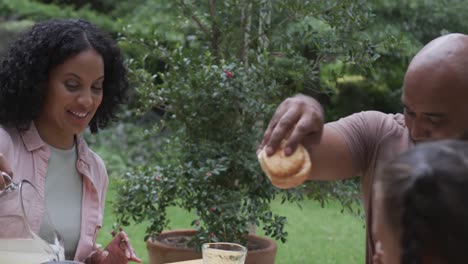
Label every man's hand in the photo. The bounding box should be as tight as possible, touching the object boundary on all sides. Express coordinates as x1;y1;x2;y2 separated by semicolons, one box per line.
258;94;324;157
84;230;142;264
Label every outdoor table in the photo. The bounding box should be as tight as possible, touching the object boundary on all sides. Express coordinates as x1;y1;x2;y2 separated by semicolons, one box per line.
168;259;203;264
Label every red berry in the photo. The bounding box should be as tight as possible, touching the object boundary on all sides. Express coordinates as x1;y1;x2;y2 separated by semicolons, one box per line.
223;70;233;79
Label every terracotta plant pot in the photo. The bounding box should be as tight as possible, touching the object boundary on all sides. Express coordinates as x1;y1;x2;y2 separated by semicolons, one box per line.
147;229;277;264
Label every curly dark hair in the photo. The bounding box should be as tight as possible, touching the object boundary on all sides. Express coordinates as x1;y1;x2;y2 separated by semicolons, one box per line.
377;139;468;263
0;18;129;133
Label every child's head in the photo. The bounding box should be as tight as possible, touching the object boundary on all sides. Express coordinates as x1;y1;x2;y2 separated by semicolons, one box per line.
374;139;468;264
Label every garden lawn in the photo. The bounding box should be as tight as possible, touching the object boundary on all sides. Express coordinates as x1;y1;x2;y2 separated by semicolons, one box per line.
97;180;365;264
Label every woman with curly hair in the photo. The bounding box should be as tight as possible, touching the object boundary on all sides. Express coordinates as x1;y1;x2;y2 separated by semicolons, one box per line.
0;18;141;263
373;139;468;264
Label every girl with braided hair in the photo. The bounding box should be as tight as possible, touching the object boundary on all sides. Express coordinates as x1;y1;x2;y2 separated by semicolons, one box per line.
373;139;468;264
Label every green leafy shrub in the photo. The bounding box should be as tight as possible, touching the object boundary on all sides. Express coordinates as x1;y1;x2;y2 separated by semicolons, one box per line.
0;0;118;33
115;46;304;246
113;0;398;250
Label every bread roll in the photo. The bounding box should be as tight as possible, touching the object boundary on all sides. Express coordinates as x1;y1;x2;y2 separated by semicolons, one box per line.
257;142;311;189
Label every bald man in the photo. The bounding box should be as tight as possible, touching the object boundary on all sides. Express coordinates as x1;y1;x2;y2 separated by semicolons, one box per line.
258;33;468;263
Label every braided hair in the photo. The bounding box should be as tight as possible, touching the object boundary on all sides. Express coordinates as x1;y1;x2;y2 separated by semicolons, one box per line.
377;139;468;264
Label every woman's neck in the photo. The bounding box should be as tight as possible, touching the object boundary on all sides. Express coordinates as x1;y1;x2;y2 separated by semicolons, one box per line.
33;120;75;150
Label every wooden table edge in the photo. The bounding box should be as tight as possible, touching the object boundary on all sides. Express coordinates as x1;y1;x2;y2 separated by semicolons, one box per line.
167;259;203;264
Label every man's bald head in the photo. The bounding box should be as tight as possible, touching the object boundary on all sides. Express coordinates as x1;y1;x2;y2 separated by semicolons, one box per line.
407;33;468;80
402;33;468;143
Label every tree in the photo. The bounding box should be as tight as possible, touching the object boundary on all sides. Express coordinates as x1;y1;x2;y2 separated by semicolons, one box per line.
114;0;395;248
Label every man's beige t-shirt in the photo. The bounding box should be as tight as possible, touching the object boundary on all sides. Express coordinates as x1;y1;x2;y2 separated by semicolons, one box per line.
327;111;413;264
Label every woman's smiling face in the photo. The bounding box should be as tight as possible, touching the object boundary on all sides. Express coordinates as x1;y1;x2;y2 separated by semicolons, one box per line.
35;48;104;148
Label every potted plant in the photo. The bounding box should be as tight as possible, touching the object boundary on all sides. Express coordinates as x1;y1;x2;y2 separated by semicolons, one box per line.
114;42;306;263
112;1;314;262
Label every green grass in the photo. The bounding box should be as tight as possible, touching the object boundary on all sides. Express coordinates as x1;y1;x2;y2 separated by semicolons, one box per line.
97;180;365;264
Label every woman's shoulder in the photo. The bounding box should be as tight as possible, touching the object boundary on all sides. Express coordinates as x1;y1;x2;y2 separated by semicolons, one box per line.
77;137;108;178
87;148;107;171
76;136;104;164
0;125;16;137
76;138;109;193
0;126;18;151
